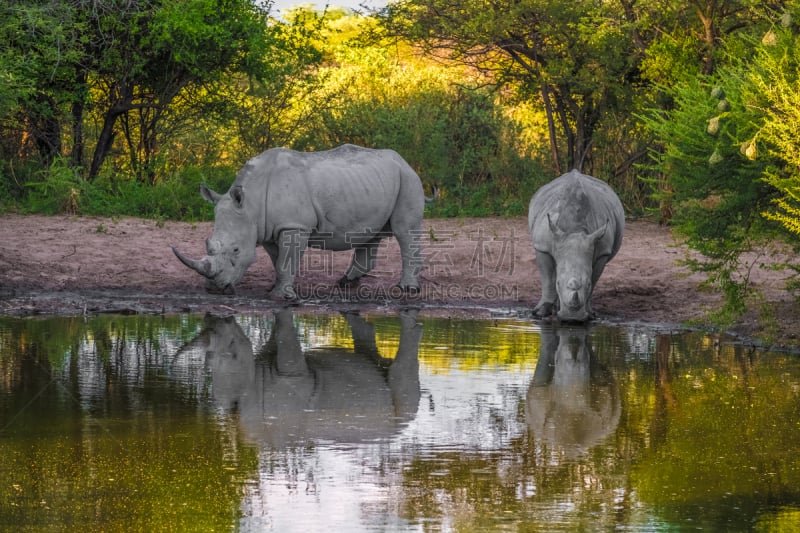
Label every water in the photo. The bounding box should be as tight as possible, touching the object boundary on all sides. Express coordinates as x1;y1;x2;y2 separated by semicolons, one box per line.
1;311;799;531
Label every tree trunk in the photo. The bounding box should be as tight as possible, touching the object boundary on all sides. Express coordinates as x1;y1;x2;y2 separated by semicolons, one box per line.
541;83;562;175
89;86;133;180
70;71;88;169
89;110;117;180
33;94;62;166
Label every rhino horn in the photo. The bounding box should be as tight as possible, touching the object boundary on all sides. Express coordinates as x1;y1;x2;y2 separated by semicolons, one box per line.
172;247;214;278
569;291;581;308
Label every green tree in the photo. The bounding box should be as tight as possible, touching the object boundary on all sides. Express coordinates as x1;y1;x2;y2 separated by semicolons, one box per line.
750;23;800;240
0;0;297;184
639;6;800;319
0;1;84;167
289;11;545;215
85;0;276;181
382;0;644;178
224;7;326;155
639;75;772;319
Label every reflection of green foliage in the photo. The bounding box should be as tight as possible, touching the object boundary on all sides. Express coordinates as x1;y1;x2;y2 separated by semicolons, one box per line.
292;313;357;349
0;314;256;530
1;418;257;530
632;344;800;526
417;317;540;371
0;314;206;367
282;314;542;369
3;314;800;530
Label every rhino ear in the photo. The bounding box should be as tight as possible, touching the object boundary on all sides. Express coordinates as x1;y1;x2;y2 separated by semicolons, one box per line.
547;213;564;238
589;219;609;242
231;185;245;208
200;184;223;205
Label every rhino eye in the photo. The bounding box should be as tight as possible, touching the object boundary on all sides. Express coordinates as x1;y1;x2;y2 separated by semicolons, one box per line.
233;247;240;255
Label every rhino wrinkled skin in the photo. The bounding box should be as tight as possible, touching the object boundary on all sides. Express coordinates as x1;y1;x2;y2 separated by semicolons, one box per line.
173;144;425;299
526;325;620;460
528;170;624;321
177;309;421;446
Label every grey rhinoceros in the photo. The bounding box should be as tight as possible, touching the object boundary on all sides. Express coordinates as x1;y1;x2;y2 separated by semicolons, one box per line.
528;170;624;321
172;144;425;299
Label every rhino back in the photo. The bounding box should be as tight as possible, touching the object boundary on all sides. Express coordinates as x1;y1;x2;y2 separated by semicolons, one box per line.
529;170;624;255
238;145;423;243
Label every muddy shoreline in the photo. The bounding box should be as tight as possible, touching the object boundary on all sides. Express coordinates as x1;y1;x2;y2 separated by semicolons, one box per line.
0;214;797;348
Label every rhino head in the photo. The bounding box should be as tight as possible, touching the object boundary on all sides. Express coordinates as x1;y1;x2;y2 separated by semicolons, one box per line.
173;184;257;294
549;215;608;322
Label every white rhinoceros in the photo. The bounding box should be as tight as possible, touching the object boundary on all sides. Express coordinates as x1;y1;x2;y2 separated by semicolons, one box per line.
173;144;425;299
528;170;624;321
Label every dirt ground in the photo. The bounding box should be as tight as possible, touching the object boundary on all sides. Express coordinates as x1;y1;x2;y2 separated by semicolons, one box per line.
0;214;797;348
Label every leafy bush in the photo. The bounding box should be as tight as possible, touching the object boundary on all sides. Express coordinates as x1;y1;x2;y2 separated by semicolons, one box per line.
16;160;234;221
639;72;774;321
749;26;800;241
640;15;800;321
24;158;86;215
293;42;547;215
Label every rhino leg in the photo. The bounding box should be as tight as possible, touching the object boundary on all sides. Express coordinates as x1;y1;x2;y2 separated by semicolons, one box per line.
534;250;557;318
263;241;295;299
265;309;309;376
393;226;423;292
269;229;308;300
340;238;382;286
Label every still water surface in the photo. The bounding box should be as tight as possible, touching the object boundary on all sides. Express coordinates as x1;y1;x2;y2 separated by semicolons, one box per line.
1;311;799;531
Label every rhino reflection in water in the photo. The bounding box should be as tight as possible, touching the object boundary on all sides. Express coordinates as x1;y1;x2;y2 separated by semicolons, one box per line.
182;309;422;446
526;325;620;460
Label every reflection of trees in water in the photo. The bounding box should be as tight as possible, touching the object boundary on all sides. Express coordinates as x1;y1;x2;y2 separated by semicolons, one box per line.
0;314;209;412
3;314;800;530
0;314;256;530
633;335;800;527
396;325;800;528
397;323;627;529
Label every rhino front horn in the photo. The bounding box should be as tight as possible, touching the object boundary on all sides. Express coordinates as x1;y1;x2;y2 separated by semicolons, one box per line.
172;247;213;278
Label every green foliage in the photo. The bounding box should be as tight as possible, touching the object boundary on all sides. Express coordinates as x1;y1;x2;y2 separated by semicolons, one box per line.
383;0;646;178
24;158;85;215
748;25;800;239
222;8;327;155
639;71;773;320
640;7;800;320
21;158;231;221
0;0;304;184
293;38;547;216
86;165;233;221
